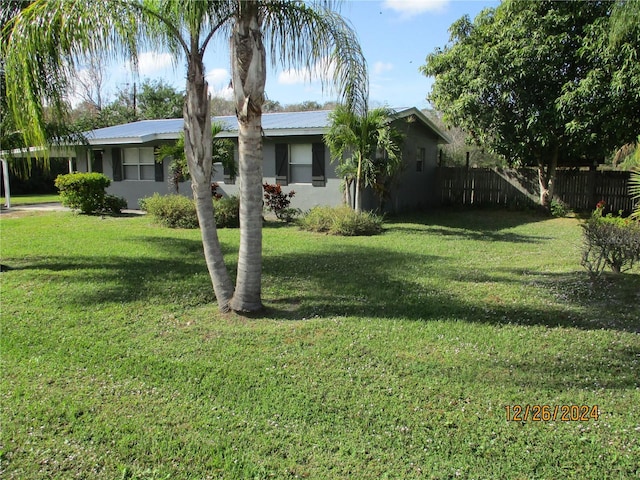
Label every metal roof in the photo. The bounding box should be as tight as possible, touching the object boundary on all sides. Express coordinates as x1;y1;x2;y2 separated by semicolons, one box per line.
84;108;449;145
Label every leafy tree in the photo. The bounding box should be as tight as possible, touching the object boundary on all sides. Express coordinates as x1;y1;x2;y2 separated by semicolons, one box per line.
324;105;403;212
72;79;185;131
608;0;640;219
137;79;184;120
3;0;367;313
421;0;640;209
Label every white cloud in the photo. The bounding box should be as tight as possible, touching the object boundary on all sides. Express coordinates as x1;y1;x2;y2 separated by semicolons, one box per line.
373;61;394;75
206;68;233;99
278;68;309;85
382;0;449;18
277;58;335;86
206;68;229;85
136;51;175;76
119;51;175;80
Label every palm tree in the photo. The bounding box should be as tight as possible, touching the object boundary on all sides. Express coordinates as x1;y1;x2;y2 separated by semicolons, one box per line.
3;0;368;313
156;123;234;194
227;1;368;311
324;105;403;212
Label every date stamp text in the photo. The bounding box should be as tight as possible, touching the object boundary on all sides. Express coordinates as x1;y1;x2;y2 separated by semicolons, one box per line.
505;405;599;422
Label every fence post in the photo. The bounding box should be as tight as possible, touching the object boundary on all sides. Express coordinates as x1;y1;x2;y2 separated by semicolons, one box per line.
586;162;597;210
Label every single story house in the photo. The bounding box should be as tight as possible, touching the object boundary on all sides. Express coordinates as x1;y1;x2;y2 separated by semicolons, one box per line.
73;107;449;212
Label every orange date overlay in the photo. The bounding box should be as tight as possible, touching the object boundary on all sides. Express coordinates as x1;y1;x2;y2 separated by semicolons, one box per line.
505;405;599;422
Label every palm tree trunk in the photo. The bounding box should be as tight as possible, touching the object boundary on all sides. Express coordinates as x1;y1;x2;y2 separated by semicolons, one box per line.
343;178;353;207
355;153;363;213
229;1;265;313
184;51;234;312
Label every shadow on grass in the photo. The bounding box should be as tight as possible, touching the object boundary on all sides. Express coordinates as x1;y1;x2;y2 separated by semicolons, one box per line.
388;207;549;229
5;224;639;398
259;240;640;332
386;209;551;243
6;218;639;333
6;235;224;307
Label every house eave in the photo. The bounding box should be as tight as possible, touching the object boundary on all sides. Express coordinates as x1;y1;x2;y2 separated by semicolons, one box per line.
86;133;182;146
392;107;451;144
86;128;327;145
262;127;327;137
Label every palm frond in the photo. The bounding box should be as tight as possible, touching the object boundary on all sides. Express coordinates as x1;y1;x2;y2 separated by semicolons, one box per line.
261;1;368;115
3;0;149;149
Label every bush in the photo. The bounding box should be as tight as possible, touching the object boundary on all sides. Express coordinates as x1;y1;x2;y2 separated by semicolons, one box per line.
55;172;126;214
299;205;383;236
214;195;240;228
140;193;240;229
103;194;128;215
581;203;640;277
550;198;570;218
263;183;300;222
141;193;199;228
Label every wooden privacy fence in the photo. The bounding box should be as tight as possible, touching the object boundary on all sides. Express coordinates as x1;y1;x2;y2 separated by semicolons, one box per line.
438;167;636;213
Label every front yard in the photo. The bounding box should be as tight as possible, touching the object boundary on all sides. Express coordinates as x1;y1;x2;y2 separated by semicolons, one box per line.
1;209;638;479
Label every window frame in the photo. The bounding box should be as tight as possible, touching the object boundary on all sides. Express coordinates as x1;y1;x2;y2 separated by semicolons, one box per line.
122;147;156;181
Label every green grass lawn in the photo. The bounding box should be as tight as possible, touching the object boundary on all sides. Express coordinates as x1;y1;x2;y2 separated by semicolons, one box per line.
1;193;61;205
1;209;638;479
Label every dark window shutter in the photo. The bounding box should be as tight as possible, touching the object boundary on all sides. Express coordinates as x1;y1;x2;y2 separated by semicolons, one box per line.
92;151;103;173
112;148;122;181
155;158;164;182
275;143;288;186
312;142;326;187
223;163;236;184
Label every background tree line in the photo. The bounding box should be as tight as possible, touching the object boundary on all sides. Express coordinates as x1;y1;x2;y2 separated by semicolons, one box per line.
69;69;341;133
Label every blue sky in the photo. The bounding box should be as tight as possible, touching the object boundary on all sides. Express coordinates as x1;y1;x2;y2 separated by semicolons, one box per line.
101;0;499;110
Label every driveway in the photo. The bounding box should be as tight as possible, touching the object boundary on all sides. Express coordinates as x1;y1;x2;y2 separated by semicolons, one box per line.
0;203;144;216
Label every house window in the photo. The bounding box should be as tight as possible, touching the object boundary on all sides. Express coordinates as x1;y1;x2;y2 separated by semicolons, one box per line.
123;147;155;180
417;147;426;172
275;142;325;186
91;150;103;173
290;144;313;184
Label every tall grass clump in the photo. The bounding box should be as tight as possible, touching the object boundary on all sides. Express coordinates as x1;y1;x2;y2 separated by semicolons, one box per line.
299;205;383;236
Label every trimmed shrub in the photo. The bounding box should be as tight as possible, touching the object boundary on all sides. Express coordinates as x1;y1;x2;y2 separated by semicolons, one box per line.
140;193;240;229
141;193;199;228
299;205;383;236
55;172;126;214
581;203;640;277
214;195;240;228
103;194;128;215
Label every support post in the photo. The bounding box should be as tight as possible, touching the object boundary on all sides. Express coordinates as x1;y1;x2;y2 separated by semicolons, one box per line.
1;157;10;208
